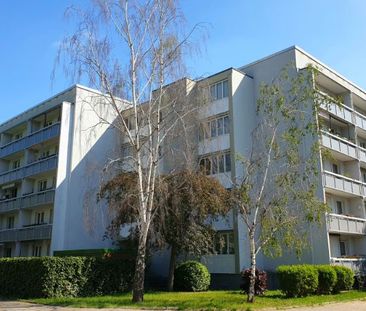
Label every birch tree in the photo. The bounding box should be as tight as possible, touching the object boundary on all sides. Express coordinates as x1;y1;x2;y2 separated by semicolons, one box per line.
231;66;328;303
57;0;202;302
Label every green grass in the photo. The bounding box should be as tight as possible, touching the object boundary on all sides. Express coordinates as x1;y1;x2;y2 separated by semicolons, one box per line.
29;290;366;310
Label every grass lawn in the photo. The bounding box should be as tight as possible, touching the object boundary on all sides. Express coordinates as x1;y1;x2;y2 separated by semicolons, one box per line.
30;290;366;310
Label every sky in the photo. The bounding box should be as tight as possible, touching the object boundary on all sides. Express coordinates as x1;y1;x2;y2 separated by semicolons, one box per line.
0;0;365;124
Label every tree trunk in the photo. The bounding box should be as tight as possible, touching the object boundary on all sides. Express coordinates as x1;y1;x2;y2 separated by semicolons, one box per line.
132;232;148;303
247;231;256;303
167;244;177;291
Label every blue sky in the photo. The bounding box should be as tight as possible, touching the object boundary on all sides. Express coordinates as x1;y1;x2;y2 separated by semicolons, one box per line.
1;0;365;124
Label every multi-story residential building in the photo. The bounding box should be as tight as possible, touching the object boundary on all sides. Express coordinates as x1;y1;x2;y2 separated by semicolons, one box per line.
0;86;119;258
1;46;365;283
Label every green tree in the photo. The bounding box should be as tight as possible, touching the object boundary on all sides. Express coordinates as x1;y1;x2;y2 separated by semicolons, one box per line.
231;65;328;303
99;170;230;291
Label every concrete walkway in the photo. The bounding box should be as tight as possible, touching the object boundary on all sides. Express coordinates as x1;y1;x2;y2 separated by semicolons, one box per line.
1;300;366;310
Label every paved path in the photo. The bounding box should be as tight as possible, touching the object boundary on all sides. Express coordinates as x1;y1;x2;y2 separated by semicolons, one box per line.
1;300;366;310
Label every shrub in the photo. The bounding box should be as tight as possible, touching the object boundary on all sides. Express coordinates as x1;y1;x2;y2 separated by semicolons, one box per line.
332;266;354;293
174;261;210;291
277;265;318;297
0;257;134;298
316;265;337;294
240;268;267;296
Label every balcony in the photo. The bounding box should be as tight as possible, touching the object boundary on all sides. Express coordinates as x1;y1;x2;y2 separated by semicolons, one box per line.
320;101;353;124
17;224;52;241
0;155;58;185
323;171;363;197
355;111;366;132
328;214;366;235
0;189;55;214
331;257;366;271
0;197;21;213
0;228;18;242
321;131;357;159
0;123;60;158
21;189;55;209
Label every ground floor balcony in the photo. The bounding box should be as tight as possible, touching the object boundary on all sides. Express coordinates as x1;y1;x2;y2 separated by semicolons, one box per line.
323;171;363;197
331;257;366;271
0;189;55;214
0;224;52;243
328;214;366;235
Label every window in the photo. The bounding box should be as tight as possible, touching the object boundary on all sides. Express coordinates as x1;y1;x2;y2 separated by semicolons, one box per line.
199;151;231;175
332;163;339;174
14;132;23;140
360;141;366;149
339;241;346;256
215;231;235;255
35;212;45;225
362;170;366;183
4;247;12;258
49;210;53;224
32;245;42;257
12;160;20;170
199;115;230;141
210;80;229;101
40;150;50;159
38;180;47;192
336;201;343;214
7;216;15;229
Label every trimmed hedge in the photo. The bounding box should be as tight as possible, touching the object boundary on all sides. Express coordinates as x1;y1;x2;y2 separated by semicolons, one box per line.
174;261;211;292
316;265;337;294
332;266;354;293
0;257;134;298
277;264;355;297
240;268;267;296
277;265;318;297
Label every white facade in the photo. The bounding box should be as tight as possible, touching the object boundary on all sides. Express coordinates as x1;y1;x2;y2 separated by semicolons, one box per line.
1;46;366;277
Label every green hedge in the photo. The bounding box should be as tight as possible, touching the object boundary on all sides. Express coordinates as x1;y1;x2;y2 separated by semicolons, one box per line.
316;265;337;294
277;265;318;297
277;264;355;297
0;257;134;298
332;266;354;293
174;261;211;292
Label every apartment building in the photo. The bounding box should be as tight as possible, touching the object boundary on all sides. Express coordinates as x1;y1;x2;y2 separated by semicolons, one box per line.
1;46;365;280
0;86;119;257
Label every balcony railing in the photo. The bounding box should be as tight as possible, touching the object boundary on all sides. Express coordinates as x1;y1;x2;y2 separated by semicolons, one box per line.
0;197;21;213
0;123;60;158
0;228;18;242
21;189;55;209
0;155;58;185
323;171;363;196
328;213;366;235
17;224;52;241
320;101;353;124
321;131;357;159
331;257;366;271
0;189;55;214
355;111;366;132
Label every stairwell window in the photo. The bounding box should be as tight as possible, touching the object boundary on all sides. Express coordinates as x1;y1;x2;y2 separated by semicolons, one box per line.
215;231;235;255
199;151;231;175
199;115;230;141
210;80;229;101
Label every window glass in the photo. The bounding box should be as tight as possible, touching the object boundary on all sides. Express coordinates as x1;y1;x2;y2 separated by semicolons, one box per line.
225;153;231;172
224;116;230;134
216;82;223;99
212;156;218;174
223;80;228;98
332;164;339;174
215;231;235;254
218;154;225;173
339;241;346;256
217;118;224;136
205;158;212;175
336;201;343;214
210;120;217;138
